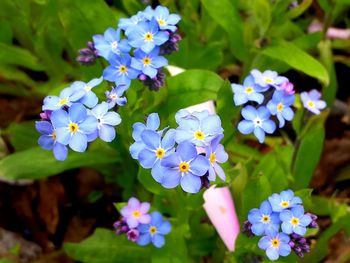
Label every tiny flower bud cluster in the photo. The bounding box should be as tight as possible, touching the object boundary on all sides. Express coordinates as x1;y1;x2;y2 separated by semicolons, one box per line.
129;110;228;193
114;197;171;248
243;189;317;261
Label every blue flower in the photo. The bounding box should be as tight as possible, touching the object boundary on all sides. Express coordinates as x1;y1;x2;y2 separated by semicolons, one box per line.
143;6;181;32
138;129;175;183
258;231;291;260
42;86;78;111
251;69;288;89
237;106;276;143
105;85;128;109
127;19;169;53
204;134;228;181
129;113;161;159
175;110;223;147
103;54;140;87
137;211;171;248
231;75;266;105
268;189;302;212
89;102;122;142
93;28;130;60
248;201;280;236
51;103;98;152
118;11;146;36
280;205;312;236
35;121;68;161
131;47;168;78
69;76;104;108
160;141;210;193
300;89;327;115
267;91;295;128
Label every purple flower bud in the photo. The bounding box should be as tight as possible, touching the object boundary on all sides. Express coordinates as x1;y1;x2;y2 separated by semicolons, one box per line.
280;81;295;95
159;31;181;55
140;70;166;91
127;229;140;242
113;218;130;235
40;110;52;121
242;220;255;238
138;74;147;81
305;212;318;228
76;41;98;65
289;241;295;248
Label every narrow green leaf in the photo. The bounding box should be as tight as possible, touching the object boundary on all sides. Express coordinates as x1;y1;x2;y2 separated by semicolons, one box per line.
261;39;329;85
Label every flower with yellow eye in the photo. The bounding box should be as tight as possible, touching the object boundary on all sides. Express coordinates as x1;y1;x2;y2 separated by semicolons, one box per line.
231;75;266;106
143;5;181;32
204;134;228;181
280;206;312;236
258;231;291;260
248;201;280;236
268;189;302;212
251;69;288;88
267;90;295;128
120;197;151;228
300;89;326;115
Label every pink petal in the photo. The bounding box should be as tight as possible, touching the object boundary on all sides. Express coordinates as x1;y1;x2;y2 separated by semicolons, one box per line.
203;186;240;251
139;214;151;224
128;197;140;209
139;202;150;214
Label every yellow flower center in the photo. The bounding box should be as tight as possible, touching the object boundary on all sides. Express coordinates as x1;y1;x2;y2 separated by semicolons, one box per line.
59;98;68;106
111;41;118;48
194;131;204;140
52;131;56;140
155;148;165;159
271;238;280;247
178;162;189;173
142;57;151;65
209;153;216;163
307;101;314;108
280;201;289;208
149;226;157;235
291;217;299;226
265;78;273;84
262;215;270;223
132;210;141;218
119;65;127;73
277;103;284;112
158;19;165;26
69;123;78;133
144;32;153;41
245;87;253;93
84;85;92;92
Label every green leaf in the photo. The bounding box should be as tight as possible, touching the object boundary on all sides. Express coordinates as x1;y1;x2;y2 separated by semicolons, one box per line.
64;228;150;263
261;39;329;85
252;0;271;36
287;0;312;19
4;122;39;151
113;202;127;213
0;43;44;71
201;0;247;61
0;143;120;180
122;0;144;15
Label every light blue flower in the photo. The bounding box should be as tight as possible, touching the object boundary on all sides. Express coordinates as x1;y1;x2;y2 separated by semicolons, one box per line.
268;189;302;212
120;197;151;228
143;5;181;32
204;134;228;181
237;106;276;143
103;54;140;87
42;86;78;111
138;129;175;183
35;121;68;161
129;113;161;159
280;205;312;236
231;75;266;105
105;85;128;109
248;201;280;236
51;103;98;152
137;211;171;248
127;19;169;53
175;110;223;147
160;141;210;193
267;90;295;128
258;231;291;260
251;69;288;89
69;76;103;108
88;102;122;142
300;89;326;115
131;47;168;78
118;11;146;36
93;28;130;60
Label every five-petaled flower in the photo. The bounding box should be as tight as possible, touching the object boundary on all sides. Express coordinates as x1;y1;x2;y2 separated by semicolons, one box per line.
248;201;280;236
232;75;266;105
258;231;291;260
280;205;312;236
268;189;302;212
120;197;151;228
300;89;327;115
267;90;295;128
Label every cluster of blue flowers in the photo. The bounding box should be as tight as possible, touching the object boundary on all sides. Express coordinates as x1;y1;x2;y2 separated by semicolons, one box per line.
232;69;326;143
129;109;228;193
36;77;122;161
91;5;181;91
114;197;171;248
243;190;317;261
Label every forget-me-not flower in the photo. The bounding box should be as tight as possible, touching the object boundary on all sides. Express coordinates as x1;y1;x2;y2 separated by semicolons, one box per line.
105;85;128;109
280;205;312;236
42;86;78;111
248;201;280;236
300;89;326;115
118;11;146;36
232;75;266;105
237;106;276;143
137;211;171;248
143;5;181;32
51;103;97;152
69;76;103;108
204;134;228;181
160;141;210;193
120;197;151;228
258;231;291;260
251;69;288;89
267;90;295;128
268;189;302;212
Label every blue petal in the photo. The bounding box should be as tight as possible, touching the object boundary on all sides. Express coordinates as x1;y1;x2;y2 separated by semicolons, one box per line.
35;121;53;135
161;153;180;167
266;247;279;261
158;221;171;235
282;107;294;121
81;92;98;108
279;243;291;257
277;113;285;128
138;148;157;168
174;129;193;144
53;143;68;161
238;120;254;134
241;105;257;120
55;127;71;145
260;201;272;215
262;120;276;134
152;234;165;248
51;109;69;128
146;113;160;130
69;103;87;123
152;56;168;68
251;223;265;236
180;173;202;193
103;66;119;82
132;122;146;141
79;116;98;134
137;233;151;246
215;145;228;162
190;155;209;176
103;112;121;126
291;205;304;217
176;141;197;161
201;115;222;135
129;141;145;159
69;133;87;152
257;106;271;120
99;125;116;142
233;93;248;106
254;127;265;143
213;163;226;180
258;236;270;250
248;209;262;223
299;214;312;226
151;162;166;183
281;222;293;234
280;190;293;200
143;66;158;78
278;232;290;243
161;168;181;188
294;225;306;236
141;130;160;150
161;129;176;150
38;135;54;150
150;211;163;226
280;210;292;222
248;92;264;104
91;102;108;118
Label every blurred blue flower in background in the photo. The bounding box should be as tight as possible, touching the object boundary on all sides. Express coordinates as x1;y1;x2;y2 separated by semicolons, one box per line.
300;89;327;115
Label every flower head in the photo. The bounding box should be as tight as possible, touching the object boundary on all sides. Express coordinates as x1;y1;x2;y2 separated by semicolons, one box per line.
69;76;103;108
143;5;181;32
127;229;140;242
105;85;128;109
267;91;295;128
258;232;291;260
300;89;326;115
237;106;276;143
120;197;151;228
280;205;312;236
42;86;78;111
232;75;266;105
268;189;302;212
251;69;288;89
137;211;171;248
118;11;146;36
204;134;228;181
